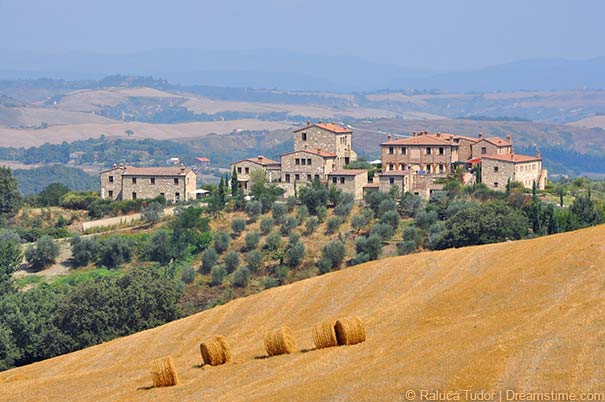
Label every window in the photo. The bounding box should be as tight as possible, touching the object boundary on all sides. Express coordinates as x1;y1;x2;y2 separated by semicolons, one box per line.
426;147;431;155
389;178;395;184
132;192;137;200
151;177;156;185
439;147;444;155
295;158;300;165
340;177;345;184
481;147;487;154
285;174;290;183
494;166;499;173
389;164;394;171
109;176;114;183
160;193;165;198
315;174;320;180
307;158;312;165
301;159;306;165
245;167;249;174
175;192;180;201
389;146;394;155
439;164;444;173
307;174;312;181
108;190;113;198
237;167;242;174
494;182;499;188
295;174;300;181
302;132;307;141
132;177;137;184
174;178;179;185
332;177;337;184
402;147;407;155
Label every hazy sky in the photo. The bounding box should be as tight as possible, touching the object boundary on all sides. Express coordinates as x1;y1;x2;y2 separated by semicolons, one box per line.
1;0;604;69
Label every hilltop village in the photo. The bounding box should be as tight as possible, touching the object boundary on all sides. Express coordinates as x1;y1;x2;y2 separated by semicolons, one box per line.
100;121;547;202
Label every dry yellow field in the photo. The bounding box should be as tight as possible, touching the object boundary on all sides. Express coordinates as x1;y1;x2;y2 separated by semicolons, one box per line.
568;115;605;129
1;225;604;402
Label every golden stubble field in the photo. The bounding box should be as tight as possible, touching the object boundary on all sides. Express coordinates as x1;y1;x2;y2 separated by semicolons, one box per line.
1;225;604;402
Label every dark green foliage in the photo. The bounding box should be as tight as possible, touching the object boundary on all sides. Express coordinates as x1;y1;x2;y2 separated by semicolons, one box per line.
263;277;280;289
143;230;174;264
210;264;227;286
213;231;231;254
0;230;22;290
400;192;423;217
378;198;397;218
275;265;289;282
402;226;419;245
264;231;281;251
231;218;247;236
98;235;136;268
259;216;275;235
280;216;298;236
0;167;22;221
14;165;97;195
334;192;354;217
181;265;196;284
60;191;99;210
325;216;342;235
244;231;261;251
570;195;603;228
271;203;287;224
415;210;439;230
353;235;383;264
305;216;319;234
424;222;447;250
396;240;417;255
381;210;401;231
245;200;262;222
370;223;394;241
299;179;329;215
25;235;59;271
287;240;305;268
320;240;345;272
141;201;163;224
70;235;99;267
437;202;529;249
316;206;327;222
351;214;368;233
201;247;219;273
223;251;240;273
37;183;70;206
233;267;251;287
286;196;297;212
245;250;263;272
295;205;309;224
170;207;211;257
364;191;390;217
328;185;342;206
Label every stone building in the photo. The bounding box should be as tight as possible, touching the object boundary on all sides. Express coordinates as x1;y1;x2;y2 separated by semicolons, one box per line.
100;164;197;202
230;155;281;194
293;122;357;170
378;171;408;194
327;169;368;200
471;134;513;158
480;151;547;191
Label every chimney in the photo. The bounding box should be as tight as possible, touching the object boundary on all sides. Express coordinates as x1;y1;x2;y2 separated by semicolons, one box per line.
506;134;512;144
180;163;185;173
412;131;417;137
478;132;483;139
257;155;264;161
387;133;392;141
318;119;322;124
112;163;117;169
536;147;541;158
119;163;125;170
307;120;311;127
436;133;441;137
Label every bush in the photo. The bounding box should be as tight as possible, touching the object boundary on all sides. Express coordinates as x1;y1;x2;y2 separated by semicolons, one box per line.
275;265;289;282
396;240;417;255
400;192;423;217
259;217;275;235
296;205;309;224
316;206;327;222
378;198;397;218
245;200;262;222
210;264;226;286
381;210;401;231
264;231;281;251
143;230;174;264
263;277;279;289
231;218;247;236
245;250;263;272
271;203;287;224
354;235;383;262
299;180;329;215
223;251;240;273
201;247;219;273
70;235;99;267
320;240;345;271
280;216;298;236
213;231;231;254
286;196;297;212
334;193;355;217
351;214;368;233
287;240;305;268
98;235;136;268
181;265;196;284
25;235;59;271
233;266;251;287
415;209;438;230
141;201;163;224
305;216;319;234
244;231;260;251
370;223;394;241
325;216;342;235
402;226;419;245
318;258;333;274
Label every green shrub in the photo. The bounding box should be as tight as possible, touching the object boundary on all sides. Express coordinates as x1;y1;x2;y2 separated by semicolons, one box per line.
334;193;354;217
245;200;262;222
271;203;287;224
286;196;297;212
181;265;196;284
70;235;99;267
25;235;59;271
316;206;327;222
305;216;319;234
98;235;136;268
351;214;368;232
259;217;275;235
213;231;231;254
233;266;251;287
325;216;342;234
280;216;298;236
210;264;226;286
296;205;309;223
223;251;240;273
381;210;401;231
353;235;383;263
403;226;419;244
264;231;281;251
245;250;263;272
275;265;289;282
320;240;345;271
370;223;394;241
396;240;417;255
142;230;174;264
231;218;247;236
263;277;279;289
201;247;219;273
287;240;305;268
244;231;260;251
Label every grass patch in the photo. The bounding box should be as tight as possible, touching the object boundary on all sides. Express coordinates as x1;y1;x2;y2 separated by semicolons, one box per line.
15;275;44;288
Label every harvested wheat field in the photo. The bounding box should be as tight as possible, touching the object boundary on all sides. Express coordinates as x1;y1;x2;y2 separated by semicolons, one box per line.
1;225;605;402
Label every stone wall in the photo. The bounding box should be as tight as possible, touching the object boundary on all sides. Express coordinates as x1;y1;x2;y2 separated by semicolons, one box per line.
482;158;543;191
472;140;512;158
293;126;355;170
101;169;196;202
328;172;368;200
378;174;407;194
280;151;335;183
100;168;123;200
381;144;457;174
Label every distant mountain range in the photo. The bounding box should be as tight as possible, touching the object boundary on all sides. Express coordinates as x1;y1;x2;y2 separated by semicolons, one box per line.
1;48;605;92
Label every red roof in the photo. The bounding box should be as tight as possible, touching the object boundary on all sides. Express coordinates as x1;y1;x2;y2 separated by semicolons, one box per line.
232;155;281;167
282;149;337;158
480;137;512;147
293;122;352;134
482;153;541;163
328;169;368;176
381;134;454;146
380;171;408;176
196;157;210;162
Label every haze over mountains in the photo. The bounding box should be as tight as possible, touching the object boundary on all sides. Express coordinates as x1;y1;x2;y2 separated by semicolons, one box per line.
2;49;605;92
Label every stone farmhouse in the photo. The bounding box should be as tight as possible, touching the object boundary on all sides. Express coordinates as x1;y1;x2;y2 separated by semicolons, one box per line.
480;151;547;191
230;155;281;193
100;163;197;203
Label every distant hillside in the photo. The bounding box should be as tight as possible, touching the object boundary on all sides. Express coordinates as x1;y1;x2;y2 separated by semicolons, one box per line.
13;165;98;195
2;225;604;401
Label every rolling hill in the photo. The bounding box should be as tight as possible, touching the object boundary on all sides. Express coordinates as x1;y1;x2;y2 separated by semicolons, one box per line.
2;225;604;402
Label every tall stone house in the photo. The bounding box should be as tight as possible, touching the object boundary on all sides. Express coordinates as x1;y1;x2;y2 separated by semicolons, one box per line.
293;122;357;170
480;151;547;191
100;164;197;203
230;155;281;194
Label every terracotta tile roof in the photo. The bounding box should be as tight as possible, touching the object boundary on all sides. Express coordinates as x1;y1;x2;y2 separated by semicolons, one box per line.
293;122;352;134
196;157;210;162
328;169;368;176
281;149;337;158
381;134;454;146
453;135;481;143
232;155;281;166
380;171;408;176
482;137;512;147
120;166;193;176
482;153;541;163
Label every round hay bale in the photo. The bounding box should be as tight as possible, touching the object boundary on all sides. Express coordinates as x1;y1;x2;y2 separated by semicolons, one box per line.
312;319;338;349
264;326;296;356
335;317;366;346
200;335;232;366
149;356;179;387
